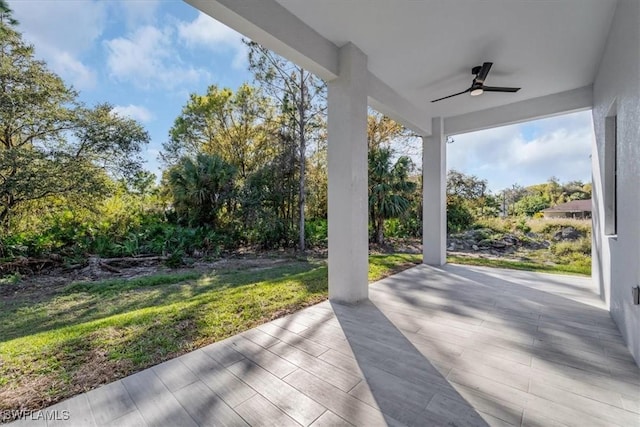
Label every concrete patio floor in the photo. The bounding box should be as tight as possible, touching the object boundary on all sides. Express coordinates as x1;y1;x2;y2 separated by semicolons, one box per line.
12;264;640;427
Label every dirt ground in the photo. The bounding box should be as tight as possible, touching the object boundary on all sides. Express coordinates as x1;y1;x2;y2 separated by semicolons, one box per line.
1;237;539;303
0;252;310;304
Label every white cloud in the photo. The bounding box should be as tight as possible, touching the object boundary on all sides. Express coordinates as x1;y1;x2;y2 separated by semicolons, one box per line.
447;111;594;192
113;105;154;123
177;12;247;69
10;0;106;55
104;25;210;89
116;0;161;28
47;52;96;90
9;0;105;89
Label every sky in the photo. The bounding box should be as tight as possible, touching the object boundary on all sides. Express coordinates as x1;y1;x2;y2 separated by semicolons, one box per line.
9;0;593;193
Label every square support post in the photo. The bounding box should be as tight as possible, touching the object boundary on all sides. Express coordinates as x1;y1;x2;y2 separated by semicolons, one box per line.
422;117;447;265
327;43;369;303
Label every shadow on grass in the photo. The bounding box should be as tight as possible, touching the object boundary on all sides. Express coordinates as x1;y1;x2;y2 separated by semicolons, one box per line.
447;255;591;276
0;261;324;343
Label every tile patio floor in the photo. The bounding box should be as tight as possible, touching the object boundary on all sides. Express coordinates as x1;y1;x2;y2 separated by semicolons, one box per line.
11;264;640;426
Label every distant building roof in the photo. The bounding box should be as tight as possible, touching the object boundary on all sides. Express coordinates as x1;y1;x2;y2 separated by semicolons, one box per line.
542;199;592;212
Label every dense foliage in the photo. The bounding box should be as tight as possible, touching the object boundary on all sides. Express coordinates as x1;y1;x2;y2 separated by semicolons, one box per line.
0;6;592;268
0;13;148;231
246;41;327;251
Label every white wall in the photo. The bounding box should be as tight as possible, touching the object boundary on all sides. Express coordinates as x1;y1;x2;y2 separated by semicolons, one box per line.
592;0;640;365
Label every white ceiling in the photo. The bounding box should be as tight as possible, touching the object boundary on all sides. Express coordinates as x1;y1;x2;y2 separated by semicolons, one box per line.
186;0;617;133
274;0;616;119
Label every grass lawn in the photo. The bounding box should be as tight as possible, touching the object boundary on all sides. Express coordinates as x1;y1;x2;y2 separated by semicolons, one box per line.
0;253;420;414
447;254;591;276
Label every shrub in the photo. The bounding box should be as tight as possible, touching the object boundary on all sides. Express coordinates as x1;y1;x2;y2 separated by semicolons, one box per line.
551;238;591;257
387;216;422;238
528;218;591;235
164;250;185;268
447;201;474;233
513;194;550;217
305;219;328;247
244;214;292;249
0;272;22;285
516;217;531;234
473;217;514;234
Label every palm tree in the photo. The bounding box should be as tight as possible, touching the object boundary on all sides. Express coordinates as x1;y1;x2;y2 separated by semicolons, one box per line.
167;154;236;227
0;1;18;29
368;147;416;245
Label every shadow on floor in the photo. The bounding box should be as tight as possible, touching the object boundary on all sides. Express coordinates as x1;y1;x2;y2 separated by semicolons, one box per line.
331;299;494;426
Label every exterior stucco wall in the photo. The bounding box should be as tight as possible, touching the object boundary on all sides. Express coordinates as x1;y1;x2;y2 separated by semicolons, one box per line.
592;0;640;365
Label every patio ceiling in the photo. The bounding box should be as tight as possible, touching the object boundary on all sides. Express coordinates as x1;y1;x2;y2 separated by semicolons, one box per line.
186;0;617;135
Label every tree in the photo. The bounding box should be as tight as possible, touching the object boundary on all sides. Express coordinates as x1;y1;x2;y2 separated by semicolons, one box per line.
367;111;417;153
0;8;149;229
306;147;327;219
368;147;416;244
562;180;591;201
498;184;527;216
513;194;550;217
167;154;236;227
127;171;157;196
241;132;298;248
446;170;498;221
164;84;273;180
0;1;18;30
246;41;327;251
446;199;474;233
447;170;488;200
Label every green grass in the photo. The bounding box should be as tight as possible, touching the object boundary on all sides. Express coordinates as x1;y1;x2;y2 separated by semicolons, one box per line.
0;254;420;413
447;254;590;276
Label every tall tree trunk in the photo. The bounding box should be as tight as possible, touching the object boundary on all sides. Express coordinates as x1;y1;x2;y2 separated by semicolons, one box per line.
376;218;384;245
0;194;15;233
298;68;306;252
0;207;9;233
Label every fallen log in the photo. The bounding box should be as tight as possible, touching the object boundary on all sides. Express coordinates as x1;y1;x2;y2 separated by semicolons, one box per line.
0;257;61;273
98;256;165;265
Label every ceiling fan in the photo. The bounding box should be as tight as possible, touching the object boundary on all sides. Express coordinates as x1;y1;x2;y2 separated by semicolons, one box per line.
431;62;520;103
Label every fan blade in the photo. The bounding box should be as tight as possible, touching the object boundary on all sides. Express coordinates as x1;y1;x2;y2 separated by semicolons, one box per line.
475;62;493;84
431;88;471;102
482;86;521;93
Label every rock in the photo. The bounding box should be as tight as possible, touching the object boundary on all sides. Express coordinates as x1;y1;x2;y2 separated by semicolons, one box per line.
478;239;492;247
502;234;519;245
526;240;551;250
472;245;479;251
491;241;507;249
561;227;581;240
458;228;492;241
553;226;581;241
448;242;456;251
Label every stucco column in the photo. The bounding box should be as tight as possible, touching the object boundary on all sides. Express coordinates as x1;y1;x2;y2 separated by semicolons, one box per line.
327;43;369;303
422;117;447;265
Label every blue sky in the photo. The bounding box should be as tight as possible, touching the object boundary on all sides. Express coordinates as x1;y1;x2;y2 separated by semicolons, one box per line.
9;0;593;193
